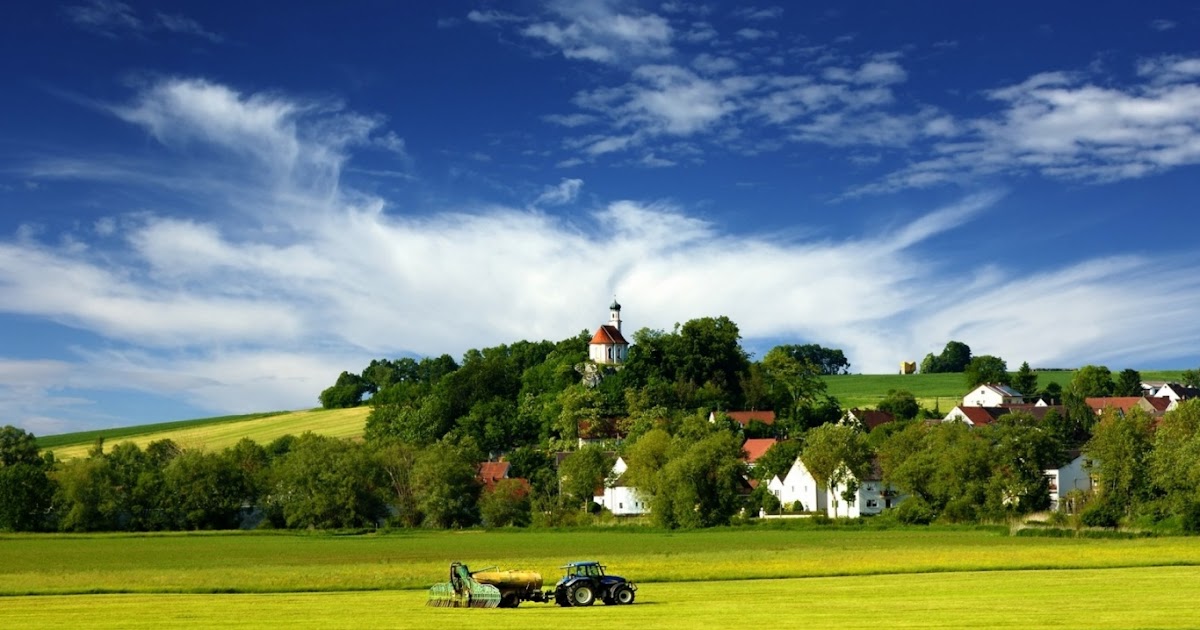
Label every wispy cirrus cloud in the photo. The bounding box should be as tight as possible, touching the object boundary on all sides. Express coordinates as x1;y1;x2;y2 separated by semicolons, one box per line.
64;0;222;42
855;58;1200;195
474;0;674;64
10;76;1200;433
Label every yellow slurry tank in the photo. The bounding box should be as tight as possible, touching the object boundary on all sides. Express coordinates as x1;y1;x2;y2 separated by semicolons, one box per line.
469;568;553;607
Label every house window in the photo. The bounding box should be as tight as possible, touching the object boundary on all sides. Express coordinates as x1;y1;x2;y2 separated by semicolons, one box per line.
619;503;623;509
866;499;878;508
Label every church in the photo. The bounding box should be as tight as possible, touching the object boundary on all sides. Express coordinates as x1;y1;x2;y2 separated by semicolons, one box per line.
588;299;629;365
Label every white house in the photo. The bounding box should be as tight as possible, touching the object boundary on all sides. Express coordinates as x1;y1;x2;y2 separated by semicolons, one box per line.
962;384;1024;407
772;458;827;513
588;299;629;365
826;459;904;518
1044;451;1092;512
1153;383;1200;403
593;456;649;516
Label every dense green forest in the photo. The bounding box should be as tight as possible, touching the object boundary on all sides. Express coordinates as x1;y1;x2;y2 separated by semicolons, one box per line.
4;318;1200;533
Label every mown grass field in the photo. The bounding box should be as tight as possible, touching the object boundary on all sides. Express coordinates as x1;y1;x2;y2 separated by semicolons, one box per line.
2;527;1198;629
42;407;370;461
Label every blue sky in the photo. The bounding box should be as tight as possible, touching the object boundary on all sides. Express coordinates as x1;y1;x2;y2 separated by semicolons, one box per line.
4;1;1200;434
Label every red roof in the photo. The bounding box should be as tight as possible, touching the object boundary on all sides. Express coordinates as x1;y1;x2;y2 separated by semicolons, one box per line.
1145;396;1172;412
954;406;1003;426
724;410;776;427
477;461;511;491
1085;397;1144;414
741;438;777;464
589;324;628;345
850;409;895;430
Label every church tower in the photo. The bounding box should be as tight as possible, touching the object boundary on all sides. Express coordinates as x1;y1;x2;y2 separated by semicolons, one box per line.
589;298;629;365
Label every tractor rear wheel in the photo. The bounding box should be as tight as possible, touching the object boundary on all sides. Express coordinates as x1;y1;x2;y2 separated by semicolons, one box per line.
568;584;595;607
613;584;635;605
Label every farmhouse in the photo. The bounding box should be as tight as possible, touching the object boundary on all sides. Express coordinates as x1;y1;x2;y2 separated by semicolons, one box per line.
1044;450;1092;511
769;458;826;513
826;458;904;519
593;456;650;516
1084;396;1172;418
962;383;1024;407
1143;383;1198;403
942;404;1065;427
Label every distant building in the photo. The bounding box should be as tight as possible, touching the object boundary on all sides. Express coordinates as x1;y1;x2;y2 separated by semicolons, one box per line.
588;299;629;365
962;384;1024;407
709;410;776;428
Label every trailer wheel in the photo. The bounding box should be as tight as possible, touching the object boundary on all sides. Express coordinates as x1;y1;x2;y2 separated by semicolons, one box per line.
568;584;595;607
613;585;635;605
500;593;520;608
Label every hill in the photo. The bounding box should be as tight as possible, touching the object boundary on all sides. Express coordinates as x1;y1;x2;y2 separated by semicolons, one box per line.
37;369;1186;459
41;407;370;460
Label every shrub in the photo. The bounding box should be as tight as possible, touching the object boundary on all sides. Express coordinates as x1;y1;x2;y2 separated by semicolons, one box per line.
1080;498;1122;529
1181;502;1200;534
894;498;934;525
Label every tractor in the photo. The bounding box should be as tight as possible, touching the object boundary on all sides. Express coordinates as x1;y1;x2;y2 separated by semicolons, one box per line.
553;561;636;607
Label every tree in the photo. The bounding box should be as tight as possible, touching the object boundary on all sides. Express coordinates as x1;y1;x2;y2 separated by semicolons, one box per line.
557;446;613;511
876;389;920;422
411;440;482;528
319;371;370;409
1085;407;1155;518
750;439;803;482
164;450;251;530
762;347;835;433
770;344;850;375
479;479;531;527
800;424;870;517
1114;369;1143;397
1040;382;1063;405
1182;369;1200;389
266;434;387;529
1012;362;1039;400
981;412;1062;516
651;432;747;528
1150;400;1200;518
964;355;1008;388
0;426;54;531
1070;365;1113;398
922;341;972;373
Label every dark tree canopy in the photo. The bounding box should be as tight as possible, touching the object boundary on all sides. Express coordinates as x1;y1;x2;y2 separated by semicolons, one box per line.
1012;362;1039;400
920;341;972;373
964;355;1009;388
1114;369;1143;397
1070;365;1114;398
771;344;851;375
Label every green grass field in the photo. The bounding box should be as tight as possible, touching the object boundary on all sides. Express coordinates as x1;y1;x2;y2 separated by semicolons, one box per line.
42;407;370;461
2;528;1198;629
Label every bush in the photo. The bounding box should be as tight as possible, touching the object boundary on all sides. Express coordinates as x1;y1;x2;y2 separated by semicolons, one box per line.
894;498;934;525
1181;502;1200;534
1080;498;1122;529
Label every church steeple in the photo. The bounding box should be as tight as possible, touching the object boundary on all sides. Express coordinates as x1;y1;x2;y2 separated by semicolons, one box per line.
609;296;622;332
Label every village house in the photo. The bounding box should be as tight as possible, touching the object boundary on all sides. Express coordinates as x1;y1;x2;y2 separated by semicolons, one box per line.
741;438;776;469
1084;396;1172;418
943;404;1065;427
709;409;776;429
593;456;650;516
1044;450;1092;512
840;408;895;432
1147;383;1198;403
962;383;1024;407
768;457;826;513
826;458;904;519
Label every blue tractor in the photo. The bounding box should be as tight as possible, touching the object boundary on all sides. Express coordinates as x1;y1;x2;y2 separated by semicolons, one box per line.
553;561;637;607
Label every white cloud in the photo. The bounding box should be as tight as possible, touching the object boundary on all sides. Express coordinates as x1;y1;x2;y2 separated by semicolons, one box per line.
519;1;674;64
733;6;784;21
14;76;1200;432
533;178;584;206
1149;19;1176;32
64;1;222;42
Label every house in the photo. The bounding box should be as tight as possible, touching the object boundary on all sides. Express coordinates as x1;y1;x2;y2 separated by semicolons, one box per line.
709;410;776;428
477;461;512;492
943;404;1066;427
593;456;650;516
1084;397;1172;418
962;384;1024;407
771;457;826;513
1152;383;1200;403
588;299;629;365
1044;451;1092;511
741;438;776;468
826;458;904;519
841;408;895;431
577;416;624;447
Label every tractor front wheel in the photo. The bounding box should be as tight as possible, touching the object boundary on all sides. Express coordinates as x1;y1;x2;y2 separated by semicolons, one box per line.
613;584;635;605
568;584;595;607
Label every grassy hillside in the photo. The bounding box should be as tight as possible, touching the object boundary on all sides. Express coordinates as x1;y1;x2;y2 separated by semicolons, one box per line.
43;407;370;460
823;369;1185;409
